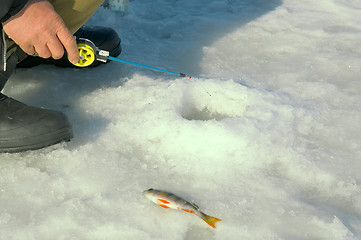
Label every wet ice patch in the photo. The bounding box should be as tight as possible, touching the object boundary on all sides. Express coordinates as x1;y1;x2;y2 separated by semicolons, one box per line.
103;0;129;13
179;79;249;121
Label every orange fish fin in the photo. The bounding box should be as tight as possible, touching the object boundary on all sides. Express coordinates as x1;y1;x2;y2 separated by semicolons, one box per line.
181;208;195;214
157;198;171;204
158;204;171;209
201;215;222;228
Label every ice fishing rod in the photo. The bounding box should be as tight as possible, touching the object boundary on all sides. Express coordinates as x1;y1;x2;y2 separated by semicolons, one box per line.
72;38;189;78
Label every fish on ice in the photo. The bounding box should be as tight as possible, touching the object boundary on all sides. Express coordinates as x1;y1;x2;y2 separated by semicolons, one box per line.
143;188;222;228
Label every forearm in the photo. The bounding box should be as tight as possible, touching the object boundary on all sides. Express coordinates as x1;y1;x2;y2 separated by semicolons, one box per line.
0;0;29;23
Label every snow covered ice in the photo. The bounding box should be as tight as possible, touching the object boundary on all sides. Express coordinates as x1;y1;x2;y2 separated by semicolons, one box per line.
1;0;361;239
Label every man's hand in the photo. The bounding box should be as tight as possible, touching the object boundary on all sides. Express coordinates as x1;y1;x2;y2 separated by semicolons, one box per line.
2;0;79;64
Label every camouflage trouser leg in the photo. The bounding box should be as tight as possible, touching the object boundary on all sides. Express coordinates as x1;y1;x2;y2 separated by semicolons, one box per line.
0;0;104;90
49;0;104;34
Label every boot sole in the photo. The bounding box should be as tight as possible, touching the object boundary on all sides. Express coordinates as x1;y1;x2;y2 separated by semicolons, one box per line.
0;126;73;153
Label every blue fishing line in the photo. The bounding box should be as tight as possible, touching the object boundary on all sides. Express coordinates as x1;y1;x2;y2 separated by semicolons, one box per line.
108;56;186;77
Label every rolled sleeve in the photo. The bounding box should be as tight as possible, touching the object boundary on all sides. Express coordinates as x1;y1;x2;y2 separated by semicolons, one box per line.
0;0;29;23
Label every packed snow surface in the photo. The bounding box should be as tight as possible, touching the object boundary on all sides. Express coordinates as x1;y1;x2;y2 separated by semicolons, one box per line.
1;0;361;239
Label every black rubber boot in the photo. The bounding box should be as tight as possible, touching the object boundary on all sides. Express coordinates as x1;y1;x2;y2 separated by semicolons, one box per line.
0;51;73;153
17;25;122;68
0;94;73;153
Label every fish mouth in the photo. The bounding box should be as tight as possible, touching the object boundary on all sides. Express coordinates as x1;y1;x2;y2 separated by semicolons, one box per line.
143;188;154;196
143;188;153;193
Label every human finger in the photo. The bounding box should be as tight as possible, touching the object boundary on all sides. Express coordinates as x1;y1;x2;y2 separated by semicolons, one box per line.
47;37;65;60
57;26;79;64
34;43;52;59
20;44;37;56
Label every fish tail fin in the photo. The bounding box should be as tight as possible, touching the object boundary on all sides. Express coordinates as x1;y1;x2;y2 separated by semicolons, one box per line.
201;214;222;228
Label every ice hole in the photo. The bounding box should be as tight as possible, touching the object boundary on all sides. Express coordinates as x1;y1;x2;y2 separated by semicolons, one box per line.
182;107;231;121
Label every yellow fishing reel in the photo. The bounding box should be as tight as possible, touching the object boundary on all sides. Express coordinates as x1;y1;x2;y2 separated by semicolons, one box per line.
74;43;95;67
72;38;109;67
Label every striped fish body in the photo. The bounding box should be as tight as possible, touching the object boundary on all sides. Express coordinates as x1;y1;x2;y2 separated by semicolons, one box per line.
144;189;221;228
